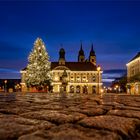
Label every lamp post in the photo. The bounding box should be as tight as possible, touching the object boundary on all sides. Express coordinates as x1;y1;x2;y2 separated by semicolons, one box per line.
115;85;119;93
4;80;7;93
97;65;101;94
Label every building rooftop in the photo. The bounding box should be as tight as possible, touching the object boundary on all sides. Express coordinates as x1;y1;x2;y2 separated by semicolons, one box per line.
22;62;98;71
128;52;140;63
51;62;97;71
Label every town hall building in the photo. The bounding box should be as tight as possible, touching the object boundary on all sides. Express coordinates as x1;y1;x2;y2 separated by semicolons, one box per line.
21;44;103;94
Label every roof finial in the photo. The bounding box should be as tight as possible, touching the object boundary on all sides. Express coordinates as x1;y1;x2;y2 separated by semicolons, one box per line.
80;40;83;50
91;43;93;51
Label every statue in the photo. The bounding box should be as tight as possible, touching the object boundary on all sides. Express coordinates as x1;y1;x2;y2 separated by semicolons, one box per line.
61;69;68;93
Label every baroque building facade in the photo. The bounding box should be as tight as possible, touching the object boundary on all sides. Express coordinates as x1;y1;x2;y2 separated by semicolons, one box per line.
21;44;103;93
126;52;140;94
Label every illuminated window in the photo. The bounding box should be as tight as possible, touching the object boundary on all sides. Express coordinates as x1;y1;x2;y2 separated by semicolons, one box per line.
92;76;96;82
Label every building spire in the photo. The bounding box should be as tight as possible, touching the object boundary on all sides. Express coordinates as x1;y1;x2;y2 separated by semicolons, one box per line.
80;41;83;50
59;44;66;65
79;42;84;55
89;43;96;65
78;42;85;62
91;43;93;51
90;43;95;56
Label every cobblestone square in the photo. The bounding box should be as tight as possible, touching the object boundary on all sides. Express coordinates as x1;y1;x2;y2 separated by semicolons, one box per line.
0;93;140;140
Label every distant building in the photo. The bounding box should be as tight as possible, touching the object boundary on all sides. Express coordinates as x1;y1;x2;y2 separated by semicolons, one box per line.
126;52;140;94
21;44;103;93
0;79;21;92
111;75;127;93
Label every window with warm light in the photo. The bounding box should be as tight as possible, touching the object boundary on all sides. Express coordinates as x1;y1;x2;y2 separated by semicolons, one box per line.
54;76;59;81
92;75;96;82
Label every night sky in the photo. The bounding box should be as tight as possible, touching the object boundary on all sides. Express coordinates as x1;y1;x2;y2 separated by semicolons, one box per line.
0;1;140;80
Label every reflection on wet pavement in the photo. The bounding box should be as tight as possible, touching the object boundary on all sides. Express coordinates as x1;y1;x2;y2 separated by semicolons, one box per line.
0;92;140;140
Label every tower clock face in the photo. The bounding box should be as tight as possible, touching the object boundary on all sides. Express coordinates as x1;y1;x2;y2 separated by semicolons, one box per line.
92;75;96;81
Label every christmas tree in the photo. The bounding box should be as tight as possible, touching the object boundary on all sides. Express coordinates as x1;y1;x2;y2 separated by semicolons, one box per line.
25;38;51;90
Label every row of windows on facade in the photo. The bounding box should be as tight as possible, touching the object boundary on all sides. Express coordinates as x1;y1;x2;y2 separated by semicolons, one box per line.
52;72;98;75
64;85;97;93
53;75;98;82
130;67;140;76
129;60;140;76
22;73;100;82
52;73;99;78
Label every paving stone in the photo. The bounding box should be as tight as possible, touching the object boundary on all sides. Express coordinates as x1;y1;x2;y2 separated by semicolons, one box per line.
20;110;86;124
114;105;140;111
78;115;140;138
0;114;54;140
0;116;35;140
78;108;106;116
0;93;140;139
107;109;140;120
18;124;121;140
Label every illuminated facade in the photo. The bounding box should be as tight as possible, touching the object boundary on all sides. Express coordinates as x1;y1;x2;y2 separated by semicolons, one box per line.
21;44;103;93
126;52;140;94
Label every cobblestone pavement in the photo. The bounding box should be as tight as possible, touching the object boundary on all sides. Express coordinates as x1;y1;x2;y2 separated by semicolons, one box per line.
0;93;140;140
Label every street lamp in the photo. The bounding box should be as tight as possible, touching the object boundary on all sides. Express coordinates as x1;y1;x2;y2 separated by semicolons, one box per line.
103;86;106;93
4;80;7;93
97;65;101;94
115;85;119;93
115;85;120;93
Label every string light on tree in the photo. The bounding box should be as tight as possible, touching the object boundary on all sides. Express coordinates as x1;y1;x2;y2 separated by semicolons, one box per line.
25;38;51;90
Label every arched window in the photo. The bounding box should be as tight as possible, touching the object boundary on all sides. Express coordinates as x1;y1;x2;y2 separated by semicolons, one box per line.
70;85;74;93
76;85;80;93
83;85;88;93
92;75;96;82
92;86;96;94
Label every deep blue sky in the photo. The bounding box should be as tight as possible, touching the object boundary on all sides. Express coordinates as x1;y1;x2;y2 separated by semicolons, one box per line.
0;0;140;77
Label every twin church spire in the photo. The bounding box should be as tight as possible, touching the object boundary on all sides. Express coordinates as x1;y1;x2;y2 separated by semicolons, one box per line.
59;43;96;66
78;43;96;65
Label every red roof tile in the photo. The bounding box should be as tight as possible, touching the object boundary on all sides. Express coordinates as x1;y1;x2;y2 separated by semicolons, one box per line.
51;62;97;71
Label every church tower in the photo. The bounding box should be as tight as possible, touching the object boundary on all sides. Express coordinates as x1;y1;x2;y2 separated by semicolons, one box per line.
59;48;66;65
89;43;96;65
78;43;85;62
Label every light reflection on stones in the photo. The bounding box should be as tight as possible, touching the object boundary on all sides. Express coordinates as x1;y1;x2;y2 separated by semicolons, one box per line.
0;93;139;140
